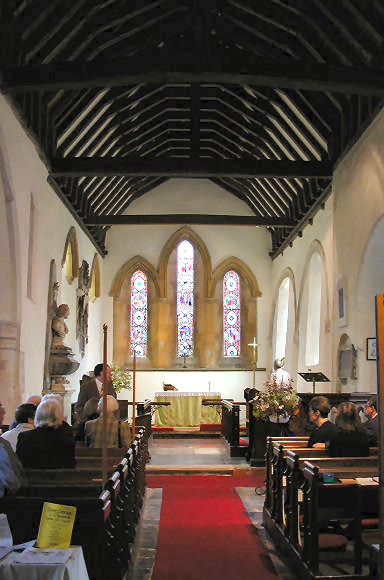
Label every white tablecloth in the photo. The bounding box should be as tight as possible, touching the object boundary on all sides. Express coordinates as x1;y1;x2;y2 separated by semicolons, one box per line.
0;546;89;580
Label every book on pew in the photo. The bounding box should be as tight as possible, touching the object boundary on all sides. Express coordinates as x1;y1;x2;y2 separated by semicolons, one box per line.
36;502;77;549
14;546;74;564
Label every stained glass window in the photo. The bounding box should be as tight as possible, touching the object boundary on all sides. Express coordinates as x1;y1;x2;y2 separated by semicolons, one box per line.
130;270;147;357
223;270;240;357
177;240;194;356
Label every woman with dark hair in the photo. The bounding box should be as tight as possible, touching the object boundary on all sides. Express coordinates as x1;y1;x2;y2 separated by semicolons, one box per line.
328;401;369;457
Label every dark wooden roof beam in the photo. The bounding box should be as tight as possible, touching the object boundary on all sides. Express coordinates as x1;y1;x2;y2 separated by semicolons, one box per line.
84;214;296;227
50;157;333;178
3;58;384;95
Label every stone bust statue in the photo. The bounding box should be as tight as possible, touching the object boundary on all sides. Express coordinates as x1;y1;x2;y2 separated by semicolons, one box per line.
51;304;70;349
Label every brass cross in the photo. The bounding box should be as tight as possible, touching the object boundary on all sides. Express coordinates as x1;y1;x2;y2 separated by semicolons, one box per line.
248;337;259;388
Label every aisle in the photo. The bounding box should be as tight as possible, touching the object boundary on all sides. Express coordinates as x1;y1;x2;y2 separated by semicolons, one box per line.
148;474;278;580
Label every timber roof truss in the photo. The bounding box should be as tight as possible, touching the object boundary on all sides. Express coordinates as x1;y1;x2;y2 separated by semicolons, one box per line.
1;0;383;257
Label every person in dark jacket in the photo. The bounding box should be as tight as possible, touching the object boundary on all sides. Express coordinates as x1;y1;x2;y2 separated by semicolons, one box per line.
362;396;379;446
76;363;117;420
307;395;338;448
16;399;75;469
328;401;369;457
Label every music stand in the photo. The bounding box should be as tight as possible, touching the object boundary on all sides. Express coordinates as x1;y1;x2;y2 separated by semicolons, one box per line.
298;372;330;394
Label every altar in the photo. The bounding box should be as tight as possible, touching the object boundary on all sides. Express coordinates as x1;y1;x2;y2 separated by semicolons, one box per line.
154;392;221;427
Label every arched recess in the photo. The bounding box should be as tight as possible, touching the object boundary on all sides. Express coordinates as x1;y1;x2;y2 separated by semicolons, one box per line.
61;226;79;284
110;255;160;298
110;256;160;367
210;257;261;299
158;226;212;298
270;268;297;371
89;254;101;302
297;240;331;389
0;130;22;418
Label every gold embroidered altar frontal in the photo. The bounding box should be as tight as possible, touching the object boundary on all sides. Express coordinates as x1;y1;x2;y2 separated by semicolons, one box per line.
154;392;221;427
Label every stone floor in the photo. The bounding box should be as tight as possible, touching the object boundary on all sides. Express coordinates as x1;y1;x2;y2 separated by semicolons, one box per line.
148;434;248;466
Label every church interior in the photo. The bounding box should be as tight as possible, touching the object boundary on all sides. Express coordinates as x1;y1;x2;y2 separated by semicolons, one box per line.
1;2;384;579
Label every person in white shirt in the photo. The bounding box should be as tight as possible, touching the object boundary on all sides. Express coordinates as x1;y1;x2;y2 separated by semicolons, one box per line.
1;403;36;451
269;358;291;387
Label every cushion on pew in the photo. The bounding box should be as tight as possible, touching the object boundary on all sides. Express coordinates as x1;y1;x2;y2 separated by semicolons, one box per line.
319;533;348;550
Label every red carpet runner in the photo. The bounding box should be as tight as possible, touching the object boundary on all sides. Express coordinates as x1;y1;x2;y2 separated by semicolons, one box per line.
147;475;278;580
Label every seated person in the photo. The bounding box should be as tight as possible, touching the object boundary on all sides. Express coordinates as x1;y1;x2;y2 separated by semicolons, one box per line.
8;393;41;430
0;401;25;496
307;395;338;448
328;401;369;457
75;397;99;442
1;403;36;451
76;363;117;420
362;396;379;446
16;399;75;469
85;396;131;448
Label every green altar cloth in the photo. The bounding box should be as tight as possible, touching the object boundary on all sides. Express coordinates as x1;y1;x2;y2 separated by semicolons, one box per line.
154;392;221;427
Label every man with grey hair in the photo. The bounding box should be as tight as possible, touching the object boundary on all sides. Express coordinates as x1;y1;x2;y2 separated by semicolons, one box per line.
16;399;75;468
85;395;131;448
269;358;291;387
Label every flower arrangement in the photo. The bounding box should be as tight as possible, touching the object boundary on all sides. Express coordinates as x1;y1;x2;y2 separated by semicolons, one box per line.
252;382;300;421
110;361;132;393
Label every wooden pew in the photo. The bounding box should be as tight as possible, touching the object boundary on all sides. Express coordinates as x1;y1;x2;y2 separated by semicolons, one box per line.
264;448;379;580
301;461;378;577
1;428;148;580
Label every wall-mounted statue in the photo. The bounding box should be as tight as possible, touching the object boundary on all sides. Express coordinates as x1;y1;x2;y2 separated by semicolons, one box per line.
51;303;70;350
49;302;79;386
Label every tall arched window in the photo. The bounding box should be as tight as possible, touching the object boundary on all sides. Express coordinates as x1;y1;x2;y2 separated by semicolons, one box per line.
275;277;290;360
130;270;148;356
223;270;241;357
177;240;194;356
305;253;322;365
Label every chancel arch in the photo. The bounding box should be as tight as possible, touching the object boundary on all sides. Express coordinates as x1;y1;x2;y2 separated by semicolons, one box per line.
61;226;79;284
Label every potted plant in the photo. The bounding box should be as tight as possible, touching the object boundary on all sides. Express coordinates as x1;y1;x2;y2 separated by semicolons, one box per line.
252;382;300;423
110;361;133;393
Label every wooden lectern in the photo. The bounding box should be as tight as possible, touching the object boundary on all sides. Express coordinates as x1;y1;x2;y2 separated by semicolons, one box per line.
298;372;330;394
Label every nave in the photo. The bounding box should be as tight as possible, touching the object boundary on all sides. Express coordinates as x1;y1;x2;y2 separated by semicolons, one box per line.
128;435;292;580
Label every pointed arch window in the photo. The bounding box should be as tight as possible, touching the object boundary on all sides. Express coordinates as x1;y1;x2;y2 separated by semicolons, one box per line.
130;270;147;357
223;270;241;357
177;240;194;356
305;253;322;366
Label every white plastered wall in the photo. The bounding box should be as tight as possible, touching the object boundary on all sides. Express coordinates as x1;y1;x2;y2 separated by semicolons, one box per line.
333;108;384;392
271;195;334;393
0;95;104;420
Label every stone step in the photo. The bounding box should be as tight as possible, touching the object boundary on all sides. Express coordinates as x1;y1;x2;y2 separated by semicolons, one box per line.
146;465;261;476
